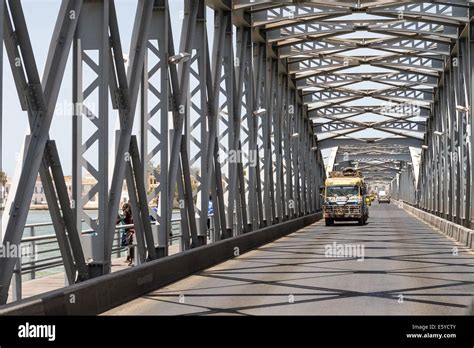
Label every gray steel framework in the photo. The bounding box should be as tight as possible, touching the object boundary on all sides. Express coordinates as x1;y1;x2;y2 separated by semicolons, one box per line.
392;3;473;230
0;0;473;304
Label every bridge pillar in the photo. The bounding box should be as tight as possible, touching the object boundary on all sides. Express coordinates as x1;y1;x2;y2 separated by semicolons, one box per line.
72;0;110;273
469;8;474;228
140;0;170;252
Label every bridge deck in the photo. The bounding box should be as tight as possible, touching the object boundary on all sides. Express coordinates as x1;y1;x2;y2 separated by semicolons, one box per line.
105;204;474;315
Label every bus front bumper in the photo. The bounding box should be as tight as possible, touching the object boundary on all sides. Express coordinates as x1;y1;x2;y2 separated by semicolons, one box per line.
323;205;363;219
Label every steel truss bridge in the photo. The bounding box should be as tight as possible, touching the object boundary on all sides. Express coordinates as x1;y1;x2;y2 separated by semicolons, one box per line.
0;0;473;307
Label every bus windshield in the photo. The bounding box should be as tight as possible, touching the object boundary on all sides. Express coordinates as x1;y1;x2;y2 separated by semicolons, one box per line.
326;185;359;197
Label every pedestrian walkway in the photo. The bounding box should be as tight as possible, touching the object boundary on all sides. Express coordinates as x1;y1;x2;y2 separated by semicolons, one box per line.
7;244;181;303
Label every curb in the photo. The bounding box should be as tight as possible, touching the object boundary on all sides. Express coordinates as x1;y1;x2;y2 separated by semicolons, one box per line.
398;202;473;251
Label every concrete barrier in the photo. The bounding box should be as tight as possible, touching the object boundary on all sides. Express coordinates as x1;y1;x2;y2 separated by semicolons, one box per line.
399;202;474;251
0;212;322;315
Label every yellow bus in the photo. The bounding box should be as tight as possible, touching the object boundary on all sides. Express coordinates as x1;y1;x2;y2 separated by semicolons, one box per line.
322;168;369;226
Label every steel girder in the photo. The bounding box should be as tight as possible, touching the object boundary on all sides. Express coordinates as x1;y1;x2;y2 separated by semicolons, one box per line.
72;0;111;269
242;0;471;198
140;1;170;250
319;137;424;148
391;6;473;229
336;154;411;162
0;0;323;304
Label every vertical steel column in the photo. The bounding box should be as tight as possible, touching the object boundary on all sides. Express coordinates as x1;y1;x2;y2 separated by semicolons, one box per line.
140;0;169;249
246;41;258;230
441;74;448;218
447;63;456;222
253;42;265;228
262;49;273;225
451;4;469;227
216;4;234;238
453;41;463;225
283;80;292;220
292;93;300;217
435;85;442;215
275;62;284;222
469;8;474;228
301;115;308;214
458;28;469;227
296;99;304;215
206;7;228;241
286;88;295;218
234;23;250;233
0;0;3;223
281;75;288;219
241;18;256;231
72;0;109;267
430;100;438;214
267;59;276;223
186;0;208;243
166;3;198;250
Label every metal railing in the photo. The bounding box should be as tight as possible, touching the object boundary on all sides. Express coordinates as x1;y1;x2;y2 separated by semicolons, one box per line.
7;210;224;302
9;217;187;301
19;218;183;278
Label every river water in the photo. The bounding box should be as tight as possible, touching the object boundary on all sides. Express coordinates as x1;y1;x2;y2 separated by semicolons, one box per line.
23;210;99;237
2;209;183;281
22;210;182;236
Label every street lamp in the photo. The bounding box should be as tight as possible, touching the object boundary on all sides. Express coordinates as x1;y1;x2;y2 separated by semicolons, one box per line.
421;145;428;150
253;108;266;116
433;130;443;136
291;132;300;138
169;52;191;65
456;105;470;113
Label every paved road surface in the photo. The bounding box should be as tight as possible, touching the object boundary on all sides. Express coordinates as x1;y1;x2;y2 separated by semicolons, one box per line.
106;204;474;315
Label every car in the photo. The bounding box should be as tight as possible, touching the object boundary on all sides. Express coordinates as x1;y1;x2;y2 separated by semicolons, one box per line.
378;194;390;203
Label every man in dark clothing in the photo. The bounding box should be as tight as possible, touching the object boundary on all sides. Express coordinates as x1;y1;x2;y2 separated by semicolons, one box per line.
117;203;135;266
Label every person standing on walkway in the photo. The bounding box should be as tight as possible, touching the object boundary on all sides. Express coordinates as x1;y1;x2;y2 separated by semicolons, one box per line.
117;202;135;266
207;195;214;231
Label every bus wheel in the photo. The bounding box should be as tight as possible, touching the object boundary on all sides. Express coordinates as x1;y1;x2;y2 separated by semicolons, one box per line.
325;218;334;226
